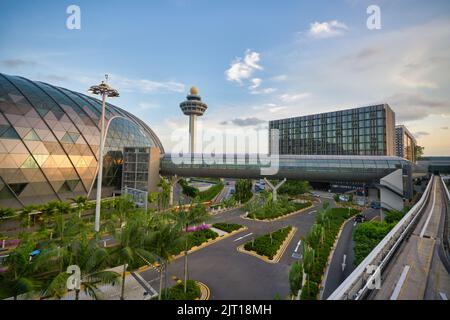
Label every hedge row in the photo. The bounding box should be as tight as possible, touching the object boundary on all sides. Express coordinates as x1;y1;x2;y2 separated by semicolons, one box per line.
247;200;311;220
170;228;218;255
156;280;201;300
301;207;359;300
212;223;243;233
244;226;292;260
197;182;224;202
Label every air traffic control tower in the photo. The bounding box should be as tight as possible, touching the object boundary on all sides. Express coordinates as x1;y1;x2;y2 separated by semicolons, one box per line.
180;86;208;154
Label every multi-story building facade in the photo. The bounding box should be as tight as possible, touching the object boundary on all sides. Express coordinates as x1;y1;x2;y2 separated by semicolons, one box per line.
395;125;417;163
269;104;396;156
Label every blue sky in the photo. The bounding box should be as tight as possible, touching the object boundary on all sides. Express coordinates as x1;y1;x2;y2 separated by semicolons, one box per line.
1;0;450;155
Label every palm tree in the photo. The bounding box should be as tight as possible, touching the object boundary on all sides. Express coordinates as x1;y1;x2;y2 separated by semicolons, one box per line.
170;200;209;293
301;244;315;299
147;216;184;300
112;211;153;300
1;239;52;300
157;177;171;211
43;235;119;300
70;196;88;218
19;204;38;229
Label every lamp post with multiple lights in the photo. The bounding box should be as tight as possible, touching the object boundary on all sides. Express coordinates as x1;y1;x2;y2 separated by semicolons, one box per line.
88;75;119;232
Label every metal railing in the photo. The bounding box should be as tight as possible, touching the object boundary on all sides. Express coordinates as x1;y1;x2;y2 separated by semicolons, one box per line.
328;175;434;300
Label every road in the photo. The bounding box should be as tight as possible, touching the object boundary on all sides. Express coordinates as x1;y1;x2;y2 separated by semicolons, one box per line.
322;207;379;299
138;197;333;299
371;177;450;300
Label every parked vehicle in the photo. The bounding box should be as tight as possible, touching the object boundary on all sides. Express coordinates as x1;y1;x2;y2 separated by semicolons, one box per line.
354;214;366;223
370;201;381;209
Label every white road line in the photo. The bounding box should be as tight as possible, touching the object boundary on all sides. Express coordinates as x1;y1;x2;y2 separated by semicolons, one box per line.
308;210;317;215
233;233;253;242
439;292;448;300
420;179;436;238
294;240;302;253
390;265;410;300
341;255;347;272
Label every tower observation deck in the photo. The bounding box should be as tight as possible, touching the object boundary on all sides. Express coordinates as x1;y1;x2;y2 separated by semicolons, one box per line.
179;86;208;154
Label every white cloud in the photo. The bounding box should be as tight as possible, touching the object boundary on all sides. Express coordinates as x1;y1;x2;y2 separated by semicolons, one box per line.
225;49;263;83
249;78;262;90
250;87;277;95
280;92;311;103
271;74;288;82
308;20;349;39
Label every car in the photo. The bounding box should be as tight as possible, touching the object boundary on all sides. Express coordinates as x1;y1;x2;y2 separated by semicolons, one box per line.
370;201;381;209
354;214;367;223
230;189;235;194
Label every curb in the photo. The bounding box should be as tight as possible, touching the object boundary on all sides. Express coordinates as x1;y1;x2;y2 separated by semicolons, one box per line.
318;215;355;300
136;226;248;274
240;205;314;223
237;226;297;264
196;281;211;300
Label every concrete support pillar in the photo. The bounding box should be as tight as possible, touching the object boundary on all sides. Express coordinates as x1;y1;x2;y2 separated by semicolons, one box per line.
264;178;287;203
168;175;178;207
189;114;197;154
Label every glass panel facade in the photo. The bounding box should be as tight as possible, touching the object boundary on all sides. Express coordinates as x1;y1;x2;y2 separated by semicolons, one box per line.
269;105;395;156
0;73;163;208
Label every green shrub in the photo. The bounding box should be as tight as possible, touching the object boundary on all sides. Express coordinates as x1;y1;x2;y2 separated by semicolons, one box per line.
300;207;360;299
353;221;393;265
157;280;201;300
289;261;303;296
244;226;292;260
197;182;224;202
212;223;243;233
247;198;311;220
235;179;253;203
278;180;311;196
170;228;218;255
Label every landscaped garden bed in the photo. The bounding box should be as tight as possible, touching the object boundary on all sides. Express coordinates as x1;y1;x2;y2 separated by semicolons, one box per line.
246;199;312;220
155;279;201;300
212;223;243;233
296;206;359;300
243;226;293;260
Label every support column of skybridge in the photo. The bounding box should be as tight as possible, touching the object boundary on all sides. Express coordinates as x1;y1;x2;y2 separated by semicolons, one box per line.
264;178;287;202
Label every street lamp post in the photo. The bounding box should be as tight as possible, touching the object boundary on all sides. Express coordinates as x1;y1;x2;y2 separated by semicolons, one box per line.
88;75;119;232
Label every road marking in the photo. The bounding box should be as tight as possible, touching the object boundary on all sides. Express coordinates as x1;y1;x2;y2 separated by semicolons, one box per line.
294;240;302;253
341;255;347;272
439;292;448;300
233;233;253;242
308;210;317;215
420;180;436;238
353;221;358;227
390;265;410;300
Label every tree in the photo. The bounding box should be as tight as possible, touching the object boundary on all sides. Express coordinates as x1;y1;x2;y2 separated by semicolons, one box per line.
1;239;51;299
112;211;153;300
70;196;89;218
157;178;171;210
169;200;209;293
44;235;119;300
234;179;253;203
147;217;184;300
415;145;425;161
0;207;15;219
19;205;38;229
289;261;303;299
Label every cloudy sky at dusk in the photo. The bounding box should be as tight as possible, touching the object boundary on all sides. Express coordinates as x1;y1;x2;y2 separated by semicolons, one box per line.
1;0;449;155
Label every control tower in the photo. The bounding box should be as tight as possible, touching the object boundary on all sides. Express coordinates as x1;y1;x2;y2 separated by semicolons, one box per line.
180;86;208;154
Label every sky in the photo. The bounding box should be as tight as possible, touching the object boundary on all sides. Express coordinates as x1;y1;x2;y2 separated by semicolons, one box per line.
0;0;449;155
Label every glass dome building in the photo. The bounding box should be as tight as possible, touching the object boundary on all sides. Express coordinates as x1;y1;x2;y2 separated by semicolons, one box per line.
0;73;164;208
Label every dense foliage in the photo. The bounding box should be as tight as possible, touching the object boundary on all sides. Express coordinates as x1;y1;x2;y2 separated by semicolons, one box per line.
278;180;311;196
179;179;199;198
234;179;253;203
212;223;243;233
157;280;201;300
300;207;359;300
244;226;292;260
247;196;311;220
289;261;303;297
353;210;406;265
197;182;224;202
